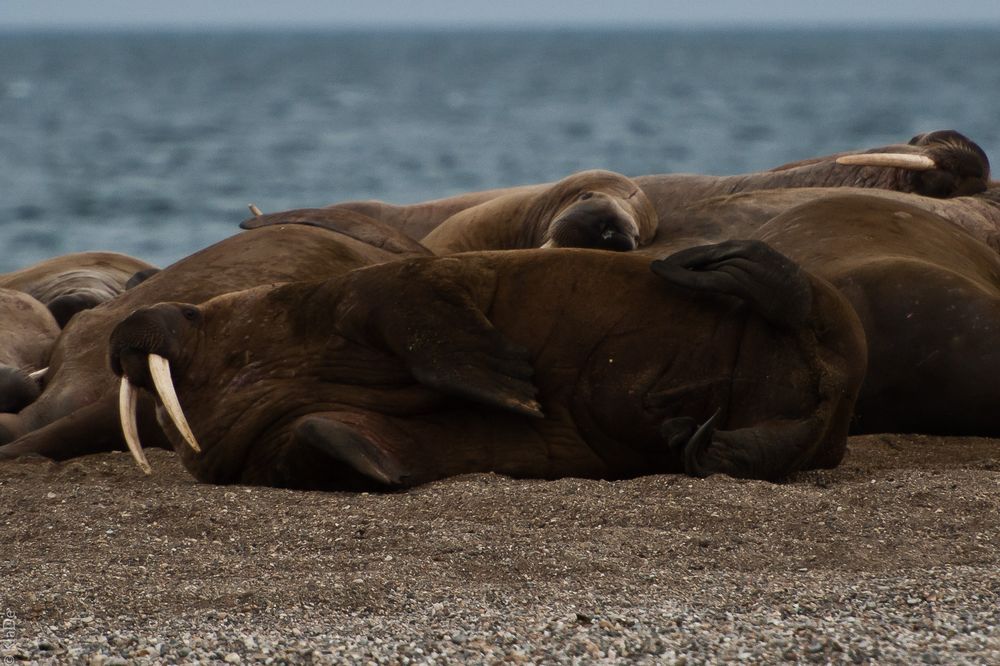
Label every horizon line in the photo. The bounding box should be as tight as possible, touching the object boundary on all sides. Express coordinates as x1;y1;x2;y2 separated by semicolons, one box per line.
2;20;1000;31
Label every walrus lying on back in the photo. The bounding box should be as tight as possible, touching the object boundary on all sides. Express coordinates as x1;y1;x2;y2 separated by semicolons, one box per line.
111;242;866;487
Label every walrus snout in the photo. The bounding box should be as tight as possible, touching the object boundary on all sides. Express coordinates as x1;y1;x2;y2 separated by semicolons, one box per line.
109;303;200;388
110;302;204;473
547;196;640;252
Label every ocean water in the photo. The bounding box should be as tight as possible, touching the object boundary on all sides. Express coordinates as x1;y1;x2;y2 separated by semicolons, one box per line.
1;28;999;272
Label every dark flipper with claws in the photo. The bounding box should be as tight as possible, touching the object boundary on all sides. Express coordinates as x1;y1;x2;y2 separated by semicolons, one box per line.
661;409;721;476
661;409;831;481
651;242;850;480
650;239;813;329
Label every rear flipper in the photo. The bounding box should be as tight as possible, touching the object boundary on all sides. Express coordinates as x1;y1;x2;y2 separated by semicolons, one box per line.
650;240;813;329
661;412;835;481
239;207;431;256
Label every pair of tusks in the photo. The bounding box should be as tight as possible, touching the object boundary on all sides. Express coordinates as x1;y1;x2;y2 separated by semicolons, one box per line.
119;354;201;475
835;153;937;170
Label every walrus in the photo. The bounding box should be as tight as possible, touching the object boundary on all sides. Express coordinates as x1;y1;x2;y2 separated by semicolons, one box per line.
745;193;1000;436
242;170;658;255
109;242;866;486
420;170;657;253
0;215;430;460
0;289;60;413
0;251;157;327
317;130;990;242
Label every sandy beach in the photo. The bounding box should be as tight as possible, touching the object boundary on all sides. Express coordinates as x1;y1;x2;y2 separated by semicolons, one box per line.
1;433;997;663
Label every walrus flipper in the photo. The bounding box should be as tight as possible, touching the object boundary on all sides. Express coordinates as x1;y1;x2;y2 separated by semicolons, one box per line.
650;240;813;329
342;264;544;419
406;339;544;420
289;414;408;488
663;413;829;481
240;208;431;256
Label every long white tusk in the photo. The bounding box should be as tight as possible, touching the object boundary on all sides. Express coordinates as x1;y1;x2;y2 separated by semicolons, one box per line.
28;367;47;381
148;354;202;454
119;377;152;475
248;203;263;217
540;239;558;249
836;153;937;171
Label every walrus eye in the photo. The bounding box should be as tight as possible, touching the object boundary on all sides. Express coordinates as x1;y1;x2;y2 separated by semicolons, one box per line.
578;192;594;201
181;306;200;322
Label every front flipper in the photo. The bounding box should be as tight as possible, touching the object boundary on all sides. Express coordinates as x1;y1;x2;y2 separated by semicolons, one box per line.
286;414;408;489
661;410;829;481
661;409;720;476
337;261;544;418
405;327;544;419
651;240;813;329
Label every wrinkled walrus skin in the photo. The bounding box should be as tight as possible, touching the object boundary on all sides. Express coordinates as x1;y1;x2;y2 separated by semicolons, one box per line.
110;243;866;488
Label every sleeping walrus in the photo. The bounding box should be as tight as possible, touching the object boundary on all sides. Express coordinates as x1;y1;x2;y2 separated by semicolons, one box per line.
0;251;157;327
110;242;866;486
0;288;60;413
415;169;656;253
242;170;658;254
316;130;990;242
0;215;430;461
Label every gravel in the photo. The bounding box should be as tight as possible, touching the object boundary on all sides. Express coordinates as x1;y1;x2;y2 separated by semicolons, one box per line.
1;433;998;664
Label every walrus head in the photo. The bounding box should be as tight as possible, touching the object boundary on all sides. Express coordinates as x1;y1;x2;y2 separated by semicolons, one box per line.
109;303;203;473
833;129;990;198
542;191;643;252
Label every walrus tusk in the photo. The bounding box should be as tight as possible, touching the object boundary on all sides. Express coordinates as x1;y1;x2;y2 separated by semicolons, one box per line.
835;153;937;171
119;377;152;475
540;239;558;249
248;203;263;217
148;354;202;454
28;367;47;381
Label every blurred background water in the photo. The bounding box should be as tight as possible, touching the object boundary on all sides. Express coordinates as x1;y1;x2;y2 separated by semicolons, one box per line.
1;28;999;272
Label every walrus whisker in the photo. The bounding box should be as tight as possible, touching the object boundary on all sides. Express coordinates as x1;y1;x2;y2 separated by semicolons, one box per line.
248;203;263;217
119;377;152;475
148;354;202;454
835;153;937;171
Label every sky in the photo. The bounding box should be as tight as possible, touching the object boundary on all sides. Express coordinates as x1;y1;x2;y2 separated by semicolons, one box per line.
3;0;1000;29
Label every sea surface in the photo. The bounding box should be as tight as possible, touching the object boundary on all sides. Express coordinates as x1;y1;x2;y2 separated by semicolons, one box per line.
1;28;999;272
